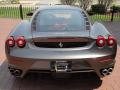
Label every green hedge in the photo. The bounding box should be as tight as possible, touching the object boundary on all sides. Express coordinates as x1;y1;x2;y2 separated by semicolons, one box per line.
91;4;107;14
110;6;120;12
11;0;19;4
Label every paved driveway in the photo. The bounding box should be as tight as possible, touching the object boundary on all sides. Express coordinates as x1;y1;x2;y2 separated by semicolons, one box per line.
0;18;120;90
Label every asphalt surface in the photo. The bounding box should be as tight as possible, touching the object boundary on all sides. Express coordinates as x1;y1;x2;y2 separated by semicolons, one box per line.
0;18;120;90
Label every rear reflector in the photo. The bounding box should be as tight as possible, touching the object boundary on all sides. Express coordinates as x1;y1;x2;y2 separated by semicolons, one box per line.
16;36;26;48
96;36;106;47
108;36;116;47
98;58;112;63
6;36;15;47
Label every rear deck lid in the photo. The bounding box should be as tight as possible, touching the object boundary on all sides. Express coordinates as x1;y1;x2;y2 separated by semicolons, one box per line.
32;31;90;48
32;31;90;42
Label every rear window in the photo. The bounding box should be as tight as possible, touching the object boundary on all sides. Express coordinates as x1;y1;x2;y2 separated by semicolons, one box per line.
36;9;85;31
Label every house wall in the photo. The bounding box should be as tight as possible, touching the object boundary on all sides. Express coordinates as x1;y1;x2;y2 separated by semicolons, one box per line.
19;0;61;5
114;0;120;5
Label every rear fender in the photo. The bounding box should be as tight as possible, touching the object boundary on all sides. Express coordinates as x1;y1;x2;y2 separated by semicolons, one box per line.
8;20;32;42
90;22;111;39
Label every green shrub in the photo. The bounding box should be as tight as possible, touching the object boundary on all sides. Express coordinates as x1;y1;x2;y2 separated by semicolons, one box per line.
87;10;95;16
11;0;19;4
110;6;120;12
91;4;107;14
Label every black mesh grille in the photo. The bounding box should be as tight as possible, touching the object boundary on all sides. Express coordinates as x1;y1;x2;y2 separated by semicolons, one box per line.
34;42;87;48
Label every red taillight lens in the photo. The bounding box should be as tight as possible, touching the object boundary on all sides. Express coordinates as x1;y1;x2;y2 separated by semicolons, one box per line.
96;36;106;47
6;36;15;47
16;36;26;48
108;35;116;46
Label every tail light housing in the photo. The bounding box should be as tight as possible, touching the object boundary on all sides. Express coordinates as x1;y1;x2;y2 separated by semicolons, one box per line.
16;36;26;48
6;36;15;47
96;36;106;47
108;35;116;47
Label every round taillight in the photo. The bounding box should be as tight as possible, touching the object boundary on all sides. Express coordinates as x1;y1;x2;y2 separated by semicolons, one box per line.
108;36;116;46
6;36;15;47
96;36;106;47
16;36;26;48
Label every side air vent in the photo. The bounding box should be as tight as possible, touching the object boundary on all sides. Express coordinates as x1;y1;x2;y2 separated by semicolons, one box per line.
81;11;90;30
32;11;40;31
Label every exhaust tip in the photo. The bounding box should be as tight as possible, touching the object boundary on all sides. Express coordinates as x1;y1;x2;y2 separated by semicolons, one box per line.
108;68;113;74
9;68;15;73
14;69;22;76
101;69;108;76
8;67;22;77
8;67;15;73
100;67;113;76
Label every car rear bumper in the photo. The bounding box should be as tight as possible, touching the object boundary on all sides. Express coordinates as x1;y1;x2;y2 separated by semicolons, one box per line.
6;43;116;78
7;53;115;78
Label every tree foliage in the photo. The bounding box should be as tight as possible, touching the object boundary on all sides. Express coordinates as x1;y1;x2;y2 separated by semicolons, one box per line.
78;0;93;10
61;0;76;5
61;0;92;10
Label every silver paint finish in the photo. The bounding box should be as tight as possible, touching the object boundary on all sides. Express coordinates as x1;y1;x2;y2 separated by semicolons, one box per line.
5;5;117;78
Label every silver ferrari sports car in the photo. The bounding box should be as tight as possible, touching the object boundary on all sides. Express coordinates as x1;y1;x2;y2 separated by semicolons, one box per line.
5;5;117;78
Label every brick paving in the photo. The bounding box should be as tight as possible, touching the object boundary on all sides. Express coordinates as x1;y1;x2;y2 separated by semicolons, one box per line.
0;18;120;90
0;18;21;65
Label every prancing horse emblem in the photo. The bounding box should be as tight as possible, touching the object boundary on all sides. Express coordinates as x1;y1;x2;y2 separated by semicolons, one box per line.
59;42;63;48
